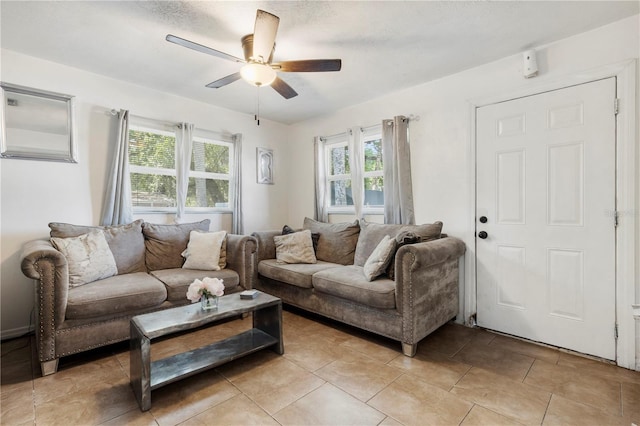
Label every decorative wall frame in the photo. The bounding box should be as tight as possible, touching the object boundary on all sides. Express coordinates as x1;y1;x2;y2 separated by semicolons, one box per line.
257;147;274;184
0;82;77;162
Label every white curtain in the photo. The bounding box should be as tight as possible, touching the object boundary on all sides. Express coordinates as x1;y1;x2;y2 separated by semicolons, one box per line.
175;123;194;223
101;109;133;226
313;136;328;222
232;133;243;234
382;116;415;224
348;127;364;219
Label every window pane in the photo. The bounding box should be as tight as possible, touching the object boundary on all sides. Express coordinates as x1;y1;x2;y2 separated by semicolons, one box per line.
330;146;350;175
129;130;175;168
130;173;176;207
330;179;353;206
191;141;229;174
186;177;229;208
364;138;383;172
364;177;384;206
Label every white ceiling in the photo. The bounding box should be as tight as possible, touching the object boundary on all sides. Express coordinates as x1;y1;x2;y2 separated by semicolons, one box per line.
1;1;638;125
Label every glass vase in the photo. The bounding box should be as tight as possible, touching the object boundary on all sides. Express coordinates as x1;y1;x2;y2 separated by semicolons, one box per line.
200;294;218;311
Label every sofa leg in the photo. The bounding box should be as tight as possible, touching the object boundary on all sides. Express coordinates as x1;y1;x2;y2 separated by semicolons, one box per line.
41;359;59;376
402;343;417;357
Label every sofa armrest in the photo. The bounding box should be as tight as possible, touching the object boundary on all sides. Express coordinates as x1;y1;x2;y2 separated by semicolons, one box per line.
21;240;70;328
251;230;281;262
225;234;257;290
394;237;466;344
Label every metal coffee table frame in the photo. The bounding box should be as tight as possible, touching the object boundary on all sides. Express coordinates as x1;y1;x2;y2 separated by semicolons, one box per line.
130;291;283;411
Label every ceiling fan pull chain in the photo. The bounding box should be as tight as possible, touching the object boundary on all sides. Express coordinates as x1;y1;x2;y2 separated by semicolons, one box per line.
255;86;261;126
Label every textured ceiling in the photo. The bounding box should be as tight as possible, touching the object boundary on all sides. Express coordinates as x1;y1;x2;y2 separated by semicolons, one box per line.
1;1;638;124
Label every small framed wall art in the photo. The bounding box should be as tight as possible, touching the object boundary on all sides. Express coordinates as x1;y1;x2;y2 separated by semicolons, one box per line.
257;147;274;184
0;82;77;162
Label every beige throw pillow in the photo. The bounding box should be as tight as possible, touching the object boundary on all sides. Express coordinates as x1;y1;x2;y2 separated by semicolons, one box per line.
51;230;118;287
181;230;227;270
363;235;396;281
274;230;317;264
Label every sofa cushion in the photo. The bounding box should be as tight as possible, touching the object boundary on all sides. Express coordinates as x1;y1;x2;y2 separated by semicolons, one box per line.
65;272;167;319
363;235;397;281
181;230;226;270
303;217;360;265
312;265;396;309
151;268;240;302
258;259;342;289
51;230;118;287
353;220;443;267
49;219;146;274
274;230;317;264
142;220;210;271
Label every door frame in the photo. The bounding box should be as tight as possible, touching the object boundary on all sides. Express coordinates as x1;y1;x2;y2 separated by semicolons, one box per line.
466;59;638;370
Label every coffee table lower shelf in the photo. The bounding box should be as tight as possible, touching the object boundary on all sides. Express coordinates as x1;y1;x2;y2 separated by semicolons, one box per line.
150;328;277;389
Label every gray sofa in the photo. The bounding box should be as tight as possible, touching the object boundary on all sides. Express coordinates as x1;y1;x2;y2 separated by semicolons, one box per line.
252;218;466;357
20;219;257;376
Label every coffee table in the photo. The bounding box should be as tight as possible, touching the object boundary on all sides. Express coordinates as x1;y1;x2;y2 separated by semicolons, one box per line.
130;291;283;411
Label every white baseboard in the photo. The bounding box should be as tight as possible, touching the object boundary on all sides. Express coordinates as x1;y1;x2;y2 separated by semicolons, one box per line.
0;325;34;341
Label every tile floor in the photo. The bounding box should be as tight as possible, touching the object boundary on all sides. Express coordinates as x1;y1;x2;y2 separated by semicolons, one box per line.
1;308;639;425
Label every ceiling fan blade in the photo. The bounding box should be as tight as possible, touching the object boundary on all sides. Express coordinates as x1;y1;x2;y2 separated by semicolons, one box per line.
252;10;279;62
271;77;298;99
205;72;242;89
272;59;342;72
166;34;245;63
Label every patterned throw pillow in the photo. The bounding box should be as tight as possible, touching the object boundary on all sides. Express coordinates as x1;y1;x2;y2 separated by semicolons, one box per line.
363;235;397;281
51;230;118;287
274;230;317;264
181;230;227;270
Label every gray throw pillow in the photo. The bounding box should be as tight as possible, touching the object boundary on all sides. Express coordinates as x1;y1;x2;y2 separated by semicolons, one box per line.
49;219;146;274
303;217;360;265
142;220;211;271
363;235;397;281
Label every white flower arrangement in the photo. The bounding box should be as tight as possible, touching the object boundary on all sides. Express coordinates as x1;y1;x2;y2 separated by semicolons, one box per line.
186;277;225;303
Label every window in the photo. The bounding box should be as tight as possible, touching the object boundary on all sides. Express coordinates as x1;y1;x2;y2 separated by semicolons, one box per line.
363;132;383;208
128;123;233;212
326;139;353;208
188;136;233;209
129;125;177;209
323;125;384;213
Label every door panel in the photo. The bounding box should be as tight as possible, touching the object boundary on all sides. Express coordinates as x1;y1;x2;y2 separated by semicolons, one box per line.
476;78;616;360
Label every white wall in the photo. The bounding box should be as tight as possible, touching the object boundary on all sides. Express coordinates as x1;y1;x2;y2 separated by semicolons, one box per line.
0;49;291;337
286;16;639;366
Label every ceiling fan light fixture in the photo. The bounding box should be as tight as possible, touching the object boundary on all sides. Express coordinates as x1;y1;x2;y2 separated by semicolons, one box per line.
240;63;276;87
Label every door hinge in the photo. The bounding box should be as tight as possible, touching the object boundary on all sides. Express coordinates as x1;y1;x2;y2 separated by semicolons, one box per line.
614;210;619;227
614;323;618;340
614;98;620;115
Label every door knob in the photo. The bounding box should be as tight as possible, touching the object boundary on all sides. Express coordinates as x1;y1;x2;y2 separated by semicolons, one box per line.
479;216;488;223
478;231;488;239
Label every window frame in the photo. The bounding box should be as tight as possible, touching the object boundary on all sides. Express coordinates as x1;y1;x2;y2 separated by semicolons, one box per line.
128;121;235;214
361;129;384;213
323;126;385;215
186;134;234;213
128;123;178;213
325;137;353;213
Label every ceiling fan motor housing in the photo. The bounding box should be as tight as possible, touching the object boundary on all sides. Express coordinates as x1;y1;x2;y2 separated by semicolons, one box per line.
241;34;274;64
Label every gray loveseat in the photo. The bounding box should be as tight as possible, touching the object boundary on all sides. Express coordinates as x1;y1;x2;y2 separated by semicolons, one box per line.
252;218;466;357
20;219;256;376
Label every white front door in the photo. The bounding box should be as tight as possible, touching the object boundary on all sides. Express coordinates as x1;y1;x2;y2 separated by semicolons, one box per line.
476;78;616;360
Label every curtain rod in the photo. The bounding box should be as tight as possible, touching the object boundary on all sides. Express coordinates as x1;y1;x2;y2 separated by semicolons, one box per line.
108;109;235;142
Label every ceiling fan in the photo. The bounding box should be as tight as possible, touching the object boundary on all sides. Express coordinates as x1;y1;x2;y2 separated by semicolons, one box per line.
166;9;342;99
